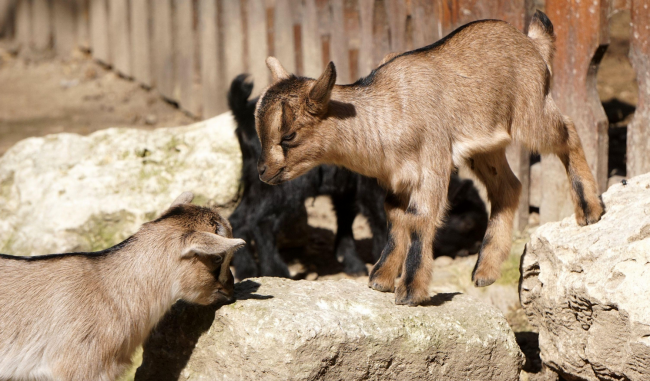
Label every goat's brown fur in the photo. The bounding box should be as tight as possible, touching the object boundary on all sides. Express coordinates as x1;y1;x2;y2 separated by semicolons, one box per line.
0;192;245;381
255;11;604;306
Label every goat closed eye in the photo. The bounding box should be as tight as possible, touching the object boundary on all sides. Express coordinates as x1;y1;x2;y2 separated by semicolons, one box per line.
282;132;296;142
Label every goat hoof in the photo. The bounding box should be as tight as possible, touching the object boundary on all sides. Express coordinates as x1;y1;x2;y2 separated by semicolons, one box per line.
394;285;428;306
473;277;496;287
369;280;394;292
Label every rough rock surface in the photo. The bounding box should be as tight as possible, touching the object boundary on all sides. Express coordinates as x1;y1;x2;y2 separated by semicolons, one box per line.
136;278;523;381
0;113;240;255
520;172;650;381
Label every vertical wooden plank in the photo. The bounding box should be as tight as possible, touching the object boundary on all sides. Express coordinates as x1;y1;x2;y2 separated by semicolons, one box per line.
153;0;174;100
32;0;51;51
221;0;244;87
16;0;32;49
300;0;321;79
357;0;373;77
627;0;650;177
53;0;76;56
174;0;198;115
386;0;406;53
273;0;295;74
246;0;269;94
328;0;349;83
343;0;360;80
109;0;130;76
90;0;110;64
370;0;389;67
130;0;151;86
0;0;16;39
200;0;223;117
541;0;610;223
76;0;90;50
411;0;439;48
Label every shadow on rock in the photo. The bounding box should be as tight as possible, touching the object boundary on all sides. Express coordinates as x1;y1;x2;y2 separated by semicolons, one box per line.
421;292;461;307
135;280;272;381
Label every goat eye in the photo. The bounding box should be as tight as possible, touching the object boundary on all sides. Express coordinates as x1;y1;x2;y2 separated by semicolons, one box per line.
281;132;296;142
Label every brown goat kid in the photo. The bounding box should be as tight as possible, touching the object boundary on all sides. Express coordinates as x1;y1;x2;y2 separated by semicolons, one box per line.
255;11;604;306
0;192;244;381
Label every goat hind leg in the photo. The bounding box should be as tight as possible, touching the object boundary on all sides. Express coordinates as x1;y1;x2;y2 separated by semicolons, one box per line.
556;118;604;225
470;149;521;287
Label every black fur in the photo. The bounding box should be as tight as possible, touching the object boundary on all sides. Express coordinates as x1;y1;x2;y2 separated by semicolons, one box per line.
532;9;554;35
403;232;422;292
572;177;590;217
0;236;137;261
228;75;489;279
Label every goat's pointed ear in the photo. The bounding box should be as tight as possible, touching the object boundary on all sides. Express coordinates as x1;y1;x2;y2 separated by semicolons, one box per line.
170;191;194;208
266;56;290;83
182;232;246;258
307;61;336;116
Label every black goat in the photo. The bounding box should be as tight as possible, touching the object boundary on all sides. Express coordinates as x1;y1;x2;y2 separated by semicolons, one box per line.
228;75;386;278
227;75;488;279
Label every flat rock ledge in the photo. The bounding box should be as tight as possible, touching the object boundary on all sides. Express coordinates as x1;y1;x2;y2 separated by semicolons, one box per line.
137;278;523;381
520;172;650;380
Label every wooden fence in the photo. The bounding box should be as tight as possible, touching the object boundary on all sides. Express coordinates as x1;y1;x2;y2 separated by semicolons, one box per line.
1;0;649;228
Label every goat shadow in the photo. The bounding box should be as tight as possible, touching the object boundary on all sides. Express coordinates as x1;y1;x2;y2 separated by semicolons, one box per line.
135;280;271;381
419;292;461;307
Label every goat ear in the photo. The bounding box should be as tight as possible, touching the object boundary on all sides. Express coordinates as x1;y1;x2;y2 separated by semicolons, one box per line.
266;56;290;83
182;232;246;258
307;61;336;116
171;191;194;207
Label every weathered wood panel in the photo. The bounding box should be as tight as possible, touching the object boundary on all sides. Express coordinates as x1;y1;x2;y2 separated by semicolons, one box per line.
109;0;130;76
246;0;269;93
343;0;360;80
273;0;295;74
76;0;90;50
90;0;110;64
130;0;151;87
32;0;51;51
200;0;224;117
53;0;76;56
329;0;349;83
386;0;407;53
357;0;373;76
627;0;650;177
153;0;174;100
410;0;439;49
16;0;31;49
221;0;244;89
541;0;609;223
174;0;198;115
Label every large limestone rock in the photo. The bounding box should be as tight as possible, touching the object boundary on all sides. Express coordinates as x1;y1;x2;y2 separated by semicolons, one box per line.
137;278;524;381
0;113;241;255
520;173;650;380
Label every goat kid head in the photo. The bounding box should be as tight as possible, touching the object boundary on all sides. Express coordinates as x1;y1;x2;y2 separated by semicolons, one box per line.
155;192;245;305
255;57;338;184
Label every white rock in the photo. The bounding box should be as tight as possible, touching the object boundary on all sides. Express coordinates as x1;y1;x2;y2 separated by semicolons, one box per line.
136;278;524;381
0;113;241;255
520;172;650;381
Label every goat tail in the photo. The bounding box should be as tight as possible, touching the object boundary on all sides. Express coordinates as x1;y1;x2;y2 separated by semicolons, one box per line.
228;74;254;120
527;10;555;75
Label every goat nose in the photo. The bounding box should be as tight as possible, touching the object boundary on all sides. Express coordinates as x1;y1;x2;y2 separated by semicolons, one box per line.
258;163;267;176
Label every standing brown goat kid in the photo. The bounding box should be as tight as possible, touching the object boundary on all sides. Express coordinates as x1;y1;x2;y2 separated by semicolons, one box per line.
254;11;604;306
0;192;244;381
